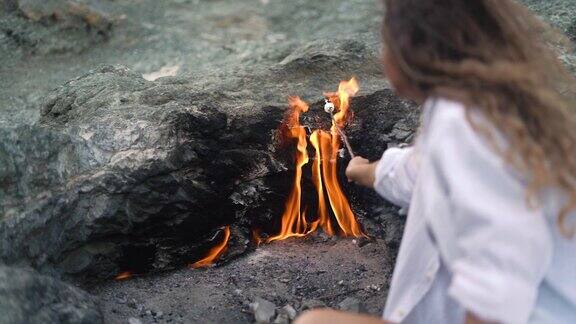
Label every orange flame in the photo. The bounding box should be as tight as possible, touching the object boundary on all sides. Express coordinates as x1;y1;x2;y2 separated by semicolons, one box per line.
265;97;319;242
310;130;335;236
325;77;359;127
114;271;133;281
191;226;231;268
257;78;364;243
319;130;363;236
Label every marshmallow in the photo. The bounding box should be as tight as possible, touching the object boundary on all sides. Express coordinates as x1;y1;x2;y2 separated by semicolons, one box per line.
324;100;335;113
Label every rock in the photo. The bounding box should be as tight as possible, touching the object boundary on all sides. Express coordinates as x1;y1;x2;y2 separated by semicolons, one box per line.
0;35;419;280
0;0;113;55
0;66;232;279
338;297;363;313
17;0;112;30
355;236;374;248
115;293;127;304
127;299;138;309
0;265;103;323
279;304;297;320
300;299;326;311
127;318;143;324
272;314;290;324
249;298;277;324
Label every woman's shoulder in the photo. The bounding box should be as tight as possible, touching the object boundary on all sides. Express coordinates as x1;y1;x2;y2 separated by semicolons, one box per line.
424;97;468;128
422;97;479;142
420;96;506;159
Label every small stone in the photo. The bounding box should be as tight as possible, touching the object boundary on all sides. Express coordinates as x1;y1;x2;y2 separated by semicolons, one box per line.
300;299;326;311
115;293;127;304
156;311;164;318
355;236;373;248
272;314;290;324
338;280;344;286
128;318;143;324
249;298;277;324
145;310;152;316
279;304;297;320
234;289;243;295
317;232;329;242
127;299;138;309
338;297;363;313
365;284;381;292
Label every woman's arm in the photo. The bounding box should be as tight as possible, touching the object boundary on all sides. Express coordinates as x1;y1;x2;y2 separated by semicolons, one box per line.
345;157;377;188
346;147;418;209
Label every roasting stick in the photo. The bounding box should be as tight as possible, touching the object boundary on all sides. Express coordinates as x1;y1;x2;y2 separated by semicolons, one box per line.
324;100;356;159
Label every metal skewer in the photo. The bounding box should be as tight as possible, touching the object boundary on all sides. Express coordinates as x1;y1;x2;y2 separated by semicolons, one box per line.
324;100;355;159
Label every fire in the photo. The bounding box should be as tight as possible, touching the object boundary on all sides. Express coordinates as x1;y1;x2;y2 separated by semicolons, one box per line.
324;77;359;127
266;97;319;242
114;271;133;281
191;226;231;268
310;131;334;236
258;78;364;243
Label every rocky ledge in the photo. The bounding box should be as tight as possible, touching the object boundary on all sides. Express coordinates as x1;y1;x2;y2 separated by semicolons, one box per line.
0;38;418;282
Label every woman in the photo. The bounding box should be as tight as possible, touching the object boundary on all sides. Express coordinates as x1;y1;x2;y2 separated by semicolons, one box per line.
296;0;576;323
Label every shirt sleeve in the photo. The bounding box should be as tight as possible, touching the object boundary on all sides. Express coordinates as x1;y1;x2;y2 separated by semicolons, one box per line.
373;146;419;209
428;107;553;324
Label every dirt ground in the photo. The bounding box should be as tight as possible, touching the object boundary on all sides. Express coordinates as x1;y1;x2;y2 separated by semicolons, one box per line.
90;235;395;324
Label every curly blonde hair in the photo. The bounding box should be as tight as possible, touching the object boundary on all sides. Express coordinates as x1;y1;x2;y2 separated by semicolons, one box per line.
382;0;576;236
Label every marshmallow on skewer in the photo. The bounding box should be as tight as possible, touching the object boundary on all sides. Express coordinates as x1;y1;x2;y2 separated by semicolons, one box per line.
324;99;335;113
323;100;356;158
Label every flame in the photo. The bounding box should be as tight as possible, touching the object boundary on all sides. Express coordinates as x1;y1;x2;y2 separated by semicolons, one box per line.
310;130;335;236
114;271;133;281
265;97;319;243
324;77;359;127
191;226;231;268
256;78;364;243
319;130;363;236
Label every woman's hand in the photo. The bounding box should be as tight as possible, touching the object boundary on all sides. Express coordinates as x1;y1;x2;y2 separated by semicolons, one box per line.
345;157;377;188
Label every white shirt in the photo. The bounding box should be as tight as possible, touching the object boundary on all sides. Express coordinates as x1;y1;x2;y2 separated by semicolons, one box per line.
375;97;576;324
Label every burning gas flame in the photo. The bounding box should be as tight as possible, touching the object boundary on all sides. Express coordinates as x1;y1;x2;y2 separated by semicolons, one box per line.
325;77;359;128
191;226;231;268
114;271;133;281
257;78;364;243
266;97;319;242
310;131;335;236
318;130;363;236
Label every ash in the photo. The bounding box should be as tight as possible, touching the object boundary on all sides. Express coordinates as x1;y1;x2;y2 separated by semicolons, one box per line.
91;236;396;324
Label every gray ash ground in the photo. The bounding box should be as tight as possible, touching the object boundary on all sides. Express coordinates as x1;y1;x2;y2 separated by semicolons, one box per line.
91;235;395;324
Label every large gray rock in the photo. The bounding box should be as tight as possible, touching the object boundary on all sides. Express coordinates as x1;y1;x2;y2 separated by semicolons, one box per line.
0;265;102;324
0;65;233;279
0;37;418;280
